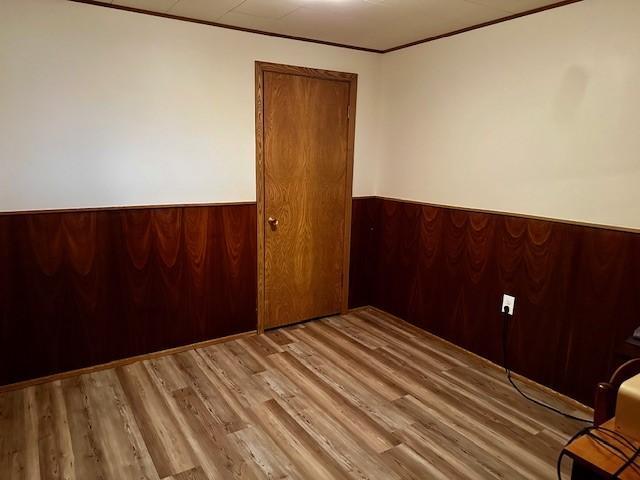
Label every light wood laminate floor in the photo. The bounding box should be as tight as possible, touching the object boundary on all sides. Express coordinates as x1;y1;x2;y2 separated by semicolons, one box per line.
0;307;588;479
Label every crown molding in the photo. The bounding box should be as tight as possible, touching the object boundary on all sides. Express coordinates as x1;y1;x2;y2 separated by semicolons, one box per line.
69;0;585;54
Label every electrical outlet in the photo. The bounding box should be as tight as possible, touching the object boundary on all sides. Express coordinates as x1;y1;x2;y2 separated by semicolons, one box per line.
502;294;515;315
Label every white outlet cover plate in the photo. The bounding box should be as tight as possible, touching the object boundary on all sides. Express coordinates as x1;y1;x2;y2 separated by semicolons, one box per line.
502;294;515;315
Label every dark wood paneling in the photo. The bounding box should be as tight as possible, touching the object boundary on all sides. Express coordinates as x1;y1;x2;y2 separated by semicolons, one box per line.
5;196;637;407
0;204;256;386
351;197;640;406
348;197;381;308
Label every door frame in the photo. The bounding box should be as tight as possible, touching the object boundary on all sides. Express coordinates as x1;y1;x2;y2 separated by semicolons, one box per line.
255;61;358;333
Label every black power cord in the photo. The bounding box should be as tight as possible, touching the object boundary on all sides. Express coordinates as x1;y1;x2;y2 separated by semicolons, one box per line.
556;426;640;479
500;306;640;478
613;447;640;477
501;306;592;424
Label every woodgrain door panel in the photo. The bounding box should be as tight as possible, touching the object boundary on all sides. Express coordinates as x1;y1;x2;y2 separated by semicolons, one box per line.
256;63;357;331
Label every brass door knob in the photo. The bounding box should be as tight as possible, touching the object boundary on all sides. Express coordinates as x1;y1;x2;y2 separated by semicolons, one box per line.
268;217;279;227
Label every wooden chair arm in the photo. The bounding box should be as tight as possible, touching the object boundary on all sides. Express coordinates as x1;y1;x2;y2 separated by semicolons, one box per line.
593;382;615;426
593;358;640;426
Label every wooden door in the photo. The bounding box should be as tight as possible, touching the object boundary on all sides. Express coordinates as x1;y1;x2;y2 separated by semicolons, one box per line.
256;62;357;331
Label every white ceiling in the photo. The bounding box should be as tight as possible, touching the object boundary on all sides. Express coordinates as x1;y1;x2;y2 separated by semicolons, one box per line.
105;0;567;51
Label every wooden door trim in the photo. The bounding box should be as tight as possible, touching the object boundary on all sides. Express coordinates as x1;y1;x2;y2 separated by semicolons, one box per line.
255;61;358;333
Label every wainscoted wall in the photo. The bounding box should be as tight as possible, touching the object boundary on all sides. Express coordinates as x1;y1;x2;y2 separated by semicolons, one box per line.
0;199;366;388
0;204;256;386
348;197;380;308
3;198;638;406
348;197;640;406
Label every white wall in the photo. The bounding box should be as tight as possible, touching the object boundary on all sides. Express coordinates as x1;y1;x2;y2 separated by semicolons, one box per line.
3;0;639;230
0;0;381;212
378;0;640;230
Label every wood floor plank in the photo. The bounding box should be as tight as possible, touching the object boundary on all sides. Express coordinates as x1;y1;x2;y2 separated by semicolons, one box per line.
197;345;271;408
254;354;404;479
144;358;251;480
23;387;41;480
171;387;258;480
35;381;76;480
393;395;551;479
0;310;588;480
269;396;403;480
228;425;301;480
309;317;580;478
165;466;208;480
171;351;247;434
241;335;281;358
251;399;350;480
299;323;411;394
324;315;390;350
392;426;481;480
61;376;109;480
268;351;401;454
376;346;545;434
454;361;591;429
397;419;523;479
116;363;198;478
441;366;561;434
290;324;407;401
288;340;415;432
382;443;451;480
146;356;189;394
347;311;465;370
0;389;26;479
190;349;258;429
62;370;159;480
358;309;477;367
444;366;580;441
222;342;267;375
264;330;295;347
252;368;311;416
